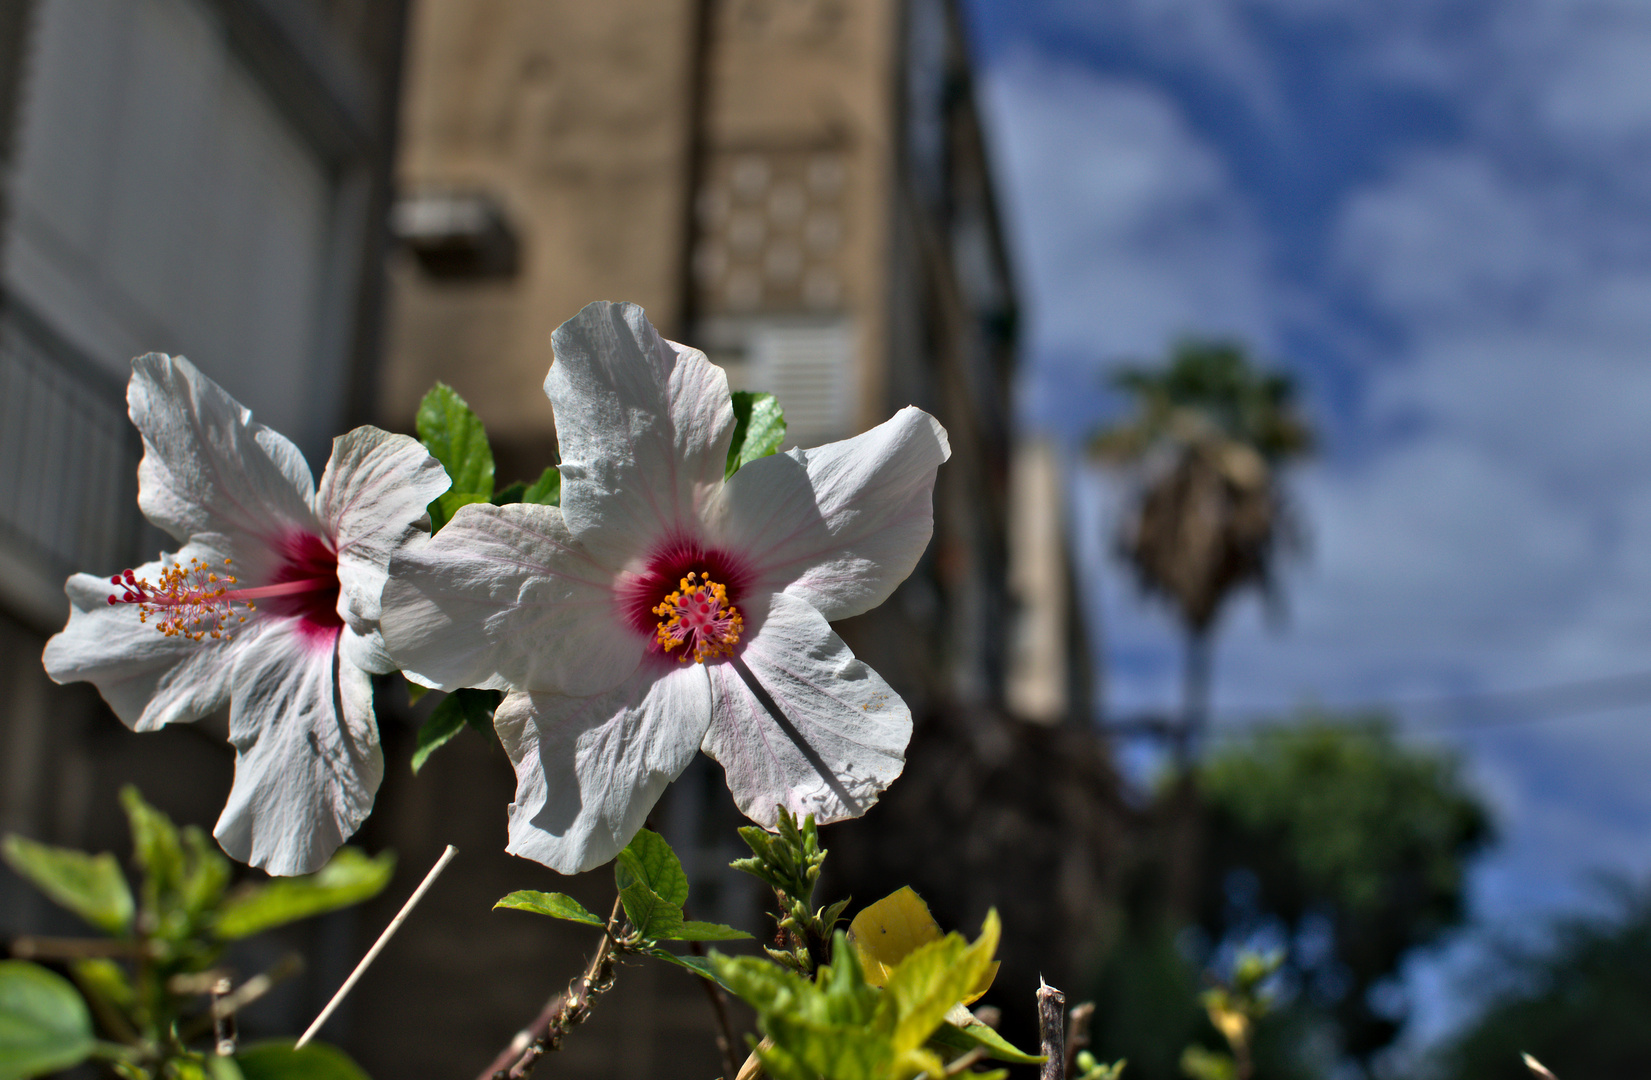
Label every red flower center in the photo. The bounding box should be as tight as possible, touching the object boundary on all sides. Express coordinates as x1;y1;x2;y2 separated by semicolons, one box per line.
618;537;752;660
108;532;342;644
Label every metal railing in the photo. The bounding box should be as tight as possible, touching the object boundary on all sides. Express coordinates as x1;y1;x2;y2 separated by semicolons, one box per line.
0;294;146;588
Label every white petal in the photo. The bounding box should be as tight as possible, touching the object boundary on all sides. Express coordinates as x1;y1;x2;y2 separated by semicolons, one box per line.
498;661;712;873
547;302;734;567
315;426;449;632
702;591;911;826
714;406;950;621
42;545;243;731
128;354;319;567
214;621;381;876
339;625;397;677
380;502;643;696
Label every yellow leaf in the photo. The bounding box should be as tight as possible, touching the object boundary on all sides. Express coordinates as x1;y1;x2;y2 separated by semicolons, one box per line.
849;887;999;1004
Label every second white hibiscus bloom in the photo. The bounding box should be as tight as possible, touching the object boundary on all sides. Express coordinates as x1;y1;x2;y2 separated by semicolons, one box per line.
381;301;950;873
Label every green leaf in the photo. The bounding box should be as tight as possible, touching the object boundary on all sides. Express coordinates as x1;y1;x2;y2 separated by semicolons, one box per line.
1180;1046;1236;1080
213;849;395;941
642;948;731;987
492;467;560;507
521;467;561;506
404;677;429;705
121;786;183;903
713;937;893;1080
411;703;466;774
410;689;500;774
490;481;527;504
930;1018;1044;1065
0;961;95;1080
493;891;604;926
726;392;787;478
618;879;684;941
68;958;134;1014
415;382;495;531
881;910;1002;1056
669;921;751;942
1;835;133;935
234;1041;370;1080
615;829;689;907
163;1057;209;1080
179;826;231;920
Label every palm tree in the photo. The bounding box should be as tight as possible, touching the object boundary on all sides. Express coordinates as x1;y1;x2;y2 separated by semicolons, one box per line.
1091;338;1313;766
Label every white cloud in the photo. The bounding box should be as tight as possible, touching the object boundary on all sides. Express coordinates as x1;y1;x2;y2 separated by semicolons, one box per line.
981;51;1276;431
975;2;1651;1046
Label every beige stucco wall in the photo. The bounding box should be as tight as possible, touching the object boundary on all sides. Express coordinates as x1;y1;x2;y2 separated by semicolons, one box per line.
380;0;700;451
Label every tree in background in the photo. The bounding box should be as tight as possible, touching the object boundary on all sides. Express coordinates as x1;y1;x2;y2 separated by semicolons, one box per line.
1439;877;1651;1079
1087;714;1493;1079
1090;339;1313;763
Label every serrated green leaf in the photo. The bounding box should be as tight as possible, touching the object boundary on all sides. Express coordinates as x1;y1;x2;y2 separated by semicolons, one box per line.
120;786;182;904
668;920;751;942
493;891;604;926
163;1057;208;1080
234;1041;370;1080
618;880;684;941
521;467;560;506
929;1017;1045;1065
1;835;133;935
179;826;231;921
0;960;95;1080
642;948;732;987
416;382;494;531
491;481;527;504
726;392;787;478
714;936;895;1080
1180;1046;1237;1080
615;829;688;907
411;689;500;774
68;958;134;1014
710;953;815;1016
411;698;466;774
456;688;502;735
882;909;1001;1056
492;467;559;507
213;849;395;941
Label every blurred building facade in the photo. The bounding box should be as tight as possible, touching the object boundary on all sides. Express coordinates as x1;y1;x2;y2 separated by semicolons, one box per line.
369;0;1112;1073
0;0;409;1044
0;0;1109;1075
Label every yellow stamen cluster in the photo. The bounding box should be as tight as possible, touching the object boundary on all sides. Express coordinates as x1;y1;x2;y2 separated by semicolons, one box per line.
652;572;743;664
110;557;250;641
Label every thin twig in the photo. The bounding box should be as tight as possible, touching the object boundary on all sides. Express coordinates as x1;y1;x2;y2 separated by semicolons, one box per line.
1037;978;1066;1080
940;1047;988;1076
476;990;566;1080
735;1038;772;1080
9;936;157;960
1065;1001;1096;1079
1523;1054;1558;1080
688;937;742;1080
178;954;305;1043
295;844;458;1048
494;895;626;1080
211;975;235;1056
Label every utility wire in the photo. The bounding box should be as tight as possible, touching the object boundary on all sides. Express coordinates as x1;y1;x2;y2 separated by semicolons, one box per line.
1101;669;1651;740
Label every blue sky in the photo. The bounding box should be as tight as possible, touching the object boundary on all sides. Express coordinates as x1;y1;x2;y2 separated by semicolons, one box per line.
963;0;1651;1052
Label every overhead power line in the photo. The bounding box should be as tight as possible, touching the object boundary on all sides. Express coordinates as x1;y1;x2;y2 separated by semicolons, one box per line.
1099;669;1651;740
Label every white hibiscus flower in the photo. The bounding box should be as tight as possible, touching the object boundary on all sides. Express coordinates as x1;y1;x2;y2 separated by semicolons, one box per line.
380;301;950;874
43;354;449;875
